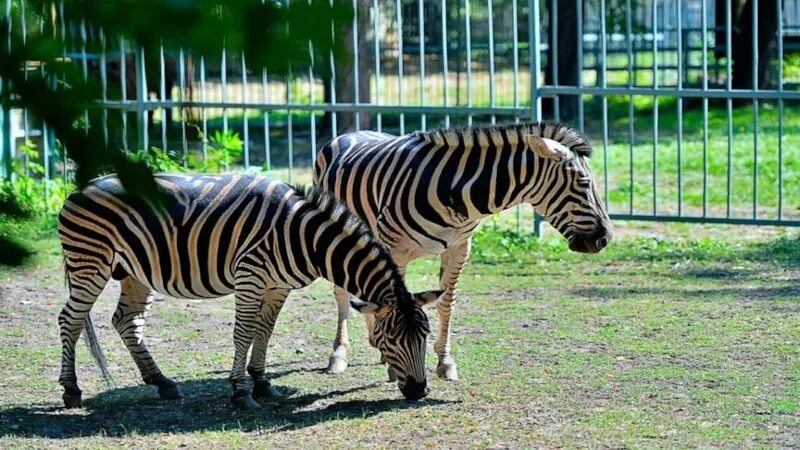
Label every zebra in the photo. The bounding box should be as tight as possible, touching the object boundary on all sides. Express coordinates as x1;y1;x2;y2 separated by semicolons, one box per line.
314;121;612;381
57;174;442;409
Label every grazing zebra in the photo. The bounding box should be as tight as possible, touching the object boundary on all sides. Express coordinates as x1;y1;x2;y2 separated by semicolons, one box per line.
315;121;612;380
57;174;442;410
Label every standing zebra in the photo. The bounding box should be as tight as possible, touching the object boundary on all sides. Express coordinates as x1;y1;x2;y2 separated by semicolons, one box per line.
315;121;612;380
57;174;442;409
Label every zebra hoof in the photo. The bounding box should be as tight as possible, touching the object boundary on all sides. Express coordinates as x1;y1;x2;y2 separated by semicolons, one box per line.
327;356;348;374
252;381;281;399
62;393;82;409
387;366;398;382
232;392;261;410
158;384;184;400
436;358;459;381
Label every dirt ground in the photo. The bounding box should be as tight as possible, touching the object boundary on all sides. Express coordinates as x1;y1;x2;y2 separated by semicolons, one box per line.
0;223;799;448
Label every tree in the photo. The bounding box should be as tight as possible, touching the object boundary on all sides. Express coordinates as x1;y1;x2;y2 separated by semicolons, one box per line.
716;0;779;91
0;0;352;265
544;0;579;122
322;0;372;136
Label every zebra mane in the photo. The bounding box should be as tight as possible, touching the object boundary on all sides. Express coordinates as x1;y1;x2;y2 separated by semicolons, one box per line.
414;121;593;158
291;184;410;303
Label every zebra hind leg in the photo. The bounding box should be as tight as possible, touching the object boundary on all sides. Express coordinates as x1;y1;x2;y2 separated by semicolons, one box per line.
59;262;111;408
113;277;182;400
229;290;263;410
247;288;289;400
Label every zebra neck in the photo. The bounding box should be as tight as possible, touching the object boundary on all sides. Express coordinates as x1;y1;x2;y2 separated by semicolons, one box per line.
440;145;537;219
310;226;398;305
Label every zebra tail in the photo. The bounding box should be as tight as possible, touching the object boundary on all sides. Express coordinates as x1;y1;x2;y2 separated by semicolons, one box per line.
83;313;112;386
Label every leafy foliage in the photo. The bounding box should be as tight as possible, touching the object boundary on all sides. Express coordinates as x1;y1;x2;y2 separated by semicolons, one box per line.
0;0;353;265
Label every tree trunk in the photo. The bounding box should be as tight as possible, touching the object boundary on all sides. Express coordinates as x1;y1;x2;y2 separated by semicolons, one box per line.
544;0;579;123
322;0;372;137
731;0;778;92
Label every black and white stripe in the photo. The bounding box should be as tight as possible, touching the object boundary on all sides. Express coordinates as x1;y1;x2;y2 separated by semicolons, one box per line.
315;121;612;380
57;174;441;409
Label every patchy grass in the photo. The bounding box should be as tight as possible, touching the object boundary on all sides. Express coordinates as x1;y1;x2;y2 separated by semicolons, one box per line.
0;219;798;447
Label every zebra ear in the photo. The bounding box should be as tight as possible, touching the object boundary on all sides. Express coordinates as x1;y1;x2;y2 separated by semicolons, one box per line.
413;290;444;307
524;135;568;161
350;299;379;314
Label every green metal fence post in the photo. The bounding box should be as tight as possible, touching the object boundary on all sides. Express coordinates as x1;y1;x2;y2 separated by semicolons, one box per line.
0;79;10;181
529;0;543;237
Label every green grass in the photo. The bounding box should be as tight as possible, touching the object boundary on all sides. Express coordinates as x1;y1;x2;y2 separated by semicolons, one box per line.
0;217;799;447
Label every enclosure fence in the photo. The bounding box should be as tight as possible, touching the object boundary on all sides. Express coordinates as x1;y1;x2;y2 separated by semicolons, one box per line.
1;0;799;231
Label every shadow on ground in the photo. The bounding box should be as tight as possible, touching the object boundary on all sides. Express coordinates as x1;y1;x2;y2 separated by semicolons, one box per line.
570;284;800;303
0;373;455;439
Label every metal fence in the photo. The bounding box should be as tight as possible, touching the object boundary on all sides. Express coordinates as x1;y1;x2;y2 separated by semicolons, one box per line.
1;0;799;229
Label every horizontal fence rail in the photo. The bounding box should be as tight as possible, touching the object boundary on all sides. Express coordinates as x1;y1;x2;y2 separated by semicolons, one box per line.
1;0;798;230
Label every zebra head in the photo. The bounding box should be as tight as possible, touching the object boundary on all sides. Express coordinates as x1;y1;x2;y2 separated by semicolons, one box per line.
351;290;442;400
523;133;613;253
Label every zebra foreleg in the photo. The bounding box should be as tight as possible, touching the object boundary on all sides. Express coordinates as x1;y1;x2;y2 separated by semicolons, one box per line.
247;288;289;400
59;265;110;408
229;290;262;410
327;286;354;374
435;239;471;381
113;277;182;400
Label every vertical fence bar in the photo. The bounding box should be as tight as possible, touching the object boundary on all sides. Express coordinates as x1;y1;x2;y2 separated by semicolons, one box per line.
752;0;758;219
100;29;109;146
550;0;558;121
701;0;708;217
80;20;89;137
512;0;519;119
465;0;473;126
221;44;228;139
353;0;361;130
626;0;634;214
396;0;404;133
329;0;338;136
0;0;10;180
308;21;316;167
418;0;426;130
374;0;383;131
529;0;541;120
576;0;583;131
442;0;450;128
200;56;208;160
135;46;149;151
287;70;293;183
120;37;129;152
179;48;188;167
487;0;495;124
40;3;51;204
676;0;682;216
652;0;658;215
600;0;609;210
243;51;250;170
529;0;542;235
22;0;30;164
513;0;521;231
159;44;168;152
725;0;732;217
59;1;68;187
262;68;271;170
59;2;68;188
777;0;784;220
